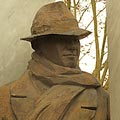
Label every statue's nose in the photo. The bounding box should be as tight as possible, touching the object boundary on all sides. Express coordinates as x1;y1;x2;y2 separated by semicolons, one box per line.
66;40;77;50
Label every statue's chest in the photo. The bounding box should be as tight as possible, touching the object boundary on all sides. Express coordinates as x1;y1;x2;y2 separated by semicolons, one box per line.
63;88;98;120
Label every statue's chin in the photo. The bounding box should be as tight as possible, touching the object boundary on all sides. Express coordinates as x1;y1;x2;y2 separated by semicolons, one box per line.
46;55;78;68
64;63;77;68
61;56;78;68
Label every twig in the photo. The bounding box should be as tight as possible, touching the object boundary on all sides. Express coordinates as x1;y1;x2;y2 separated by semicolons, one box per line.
101;58;108;85
103;75;109;90
79;5;91;23
76;0;80;6
80;41;94;61
100;19;107;66
100;58;107;70
73;0;77;18
85;6;106;29
65;0;71;10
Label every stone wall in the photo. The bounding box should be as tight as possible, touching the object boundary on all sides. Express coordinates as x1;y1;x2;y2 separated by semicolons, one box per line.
107;0;120;119
0;0;54;86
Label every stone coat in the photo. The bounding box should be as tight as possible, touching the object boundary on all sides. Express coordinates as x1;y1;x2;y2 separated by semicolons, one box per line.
0;53;110;120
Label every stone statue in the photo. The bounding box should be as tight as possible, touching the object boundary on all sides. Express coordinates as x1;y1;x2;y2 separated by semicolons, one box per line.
0;1;110;120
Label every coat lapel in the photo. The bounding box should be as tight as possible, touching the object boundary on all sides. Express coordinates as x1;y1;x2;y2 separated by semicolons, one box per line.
10;72;87;120
10;70;40;120
25;85;86;120
63;88;98;120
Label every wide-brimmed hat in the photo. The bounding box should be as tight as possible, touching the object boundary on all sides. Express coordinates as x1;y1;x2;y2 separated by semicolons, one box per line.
21;1;91;41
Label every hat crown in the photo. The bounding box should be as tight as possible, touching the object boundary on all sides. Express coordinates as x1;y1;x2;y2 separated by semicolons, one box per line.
21;1;91;41
31;1;79;35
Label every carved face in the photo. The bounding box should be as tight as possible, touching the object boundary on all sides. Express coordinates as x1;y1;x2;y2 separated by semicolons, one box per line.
33;35;80;68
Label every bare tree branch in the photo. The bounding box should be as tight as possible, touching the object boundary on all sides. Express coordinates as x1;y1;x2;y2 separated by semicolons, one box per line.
100;19;107;66
85;6;106;29
80;41;94;61
79;5;90;23
91;0;100;80
101;58;108;85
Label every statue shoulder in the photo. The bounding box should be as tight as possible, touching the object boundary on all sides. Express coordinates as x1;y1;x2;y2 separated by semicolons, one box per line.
80;71;101;87
97;85;110;98
82;71;109;95
0;83;14;119
81;71;97;80
0;83;11;96
0;70;31;99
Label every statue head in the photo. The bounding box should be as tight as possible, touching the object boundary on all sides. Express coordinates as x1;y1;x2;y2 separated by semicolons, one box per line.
21;1;91;68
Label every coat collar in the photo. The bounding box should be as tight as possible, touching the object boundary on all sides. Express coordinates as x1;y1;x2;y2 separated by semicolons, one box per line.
28;52;100;88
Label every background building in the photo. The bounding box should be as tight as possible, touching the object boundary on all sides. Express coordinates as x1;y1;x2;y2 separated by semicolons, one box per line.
107;0;120;119
0;0;54;86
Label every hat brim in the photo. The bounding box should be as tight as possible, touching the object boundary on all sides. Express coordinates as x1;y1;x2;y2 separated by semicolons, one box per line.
20;28;92;42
